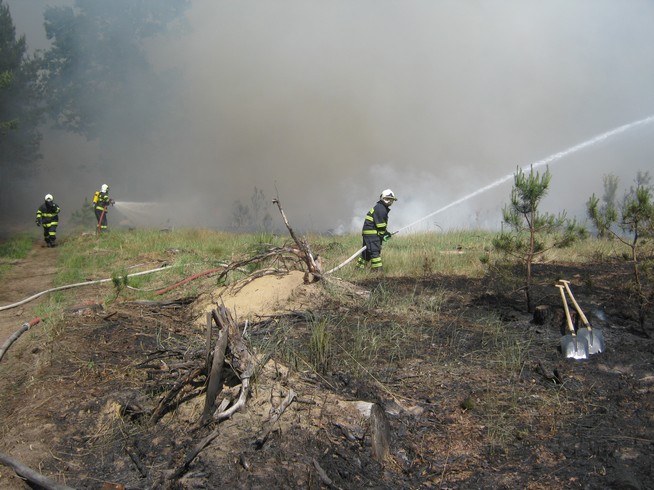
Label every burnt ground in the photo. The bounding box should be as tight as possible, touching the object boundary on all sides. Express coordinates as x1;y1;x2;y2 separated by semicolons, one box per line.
0;244;653;489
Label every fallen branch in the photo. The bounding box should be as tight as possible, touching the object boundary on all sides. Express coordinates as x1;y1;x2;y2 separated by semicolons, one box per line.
313;458;334;487
254;388;297;449
214;377;250;422
149;366;204;425
0;451;74;490
162;428;222;489
125;444;148;478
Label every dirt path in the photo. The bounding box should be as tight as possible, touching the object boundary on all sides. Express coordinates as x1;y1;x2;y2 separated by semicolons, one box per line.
0;245;58;346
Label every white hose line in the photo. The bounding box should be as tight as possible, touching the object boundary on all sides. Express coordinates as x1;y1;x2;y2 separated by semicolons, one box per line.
325;246;366;275
0;265;171;312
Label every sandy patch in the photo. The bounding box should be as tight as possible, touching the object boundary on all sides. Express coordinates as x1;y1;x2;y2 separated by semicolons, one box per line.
192;270;326;324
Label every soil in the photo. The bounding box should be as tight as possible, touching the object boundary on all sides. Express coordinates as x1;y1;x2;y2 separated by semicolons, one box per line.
0;244;653;489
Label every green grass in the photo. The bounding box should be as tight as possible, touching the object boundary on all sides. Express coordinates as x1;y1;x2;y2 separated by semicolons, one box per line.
0;233;35;279
0;233;34;259
3;227;651;312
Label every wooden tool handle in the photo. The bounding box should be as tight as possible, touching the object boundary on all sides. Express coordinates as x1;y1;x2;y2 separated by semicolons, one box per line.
556;285;575;335
559;280;591;329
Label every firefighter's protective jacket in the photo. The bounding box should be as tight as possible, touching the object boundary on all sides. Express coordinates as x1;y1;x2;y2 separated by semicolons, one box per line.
36;202;60;227
362;200;391;237
95;191;111;211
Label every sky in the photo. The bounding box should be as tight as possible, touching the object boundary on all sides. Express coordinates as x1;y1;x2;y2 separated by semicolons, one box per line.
5;0;654;234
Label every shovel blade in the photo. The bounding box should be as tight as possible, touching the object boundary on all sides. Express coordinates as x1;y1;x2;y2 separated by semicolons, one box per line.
561;334;589;360
577;328;605;355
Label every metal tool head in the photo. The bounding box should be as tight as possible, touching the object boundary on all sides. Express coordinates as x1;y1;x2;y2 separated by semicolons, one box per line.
561;333;590;360
577;327;605;355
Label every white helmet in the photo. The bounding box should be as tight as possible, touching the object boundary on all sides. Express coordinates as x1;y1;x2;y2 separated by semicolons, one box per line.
45;194;53;202
380;189;398;206
101;184;109;193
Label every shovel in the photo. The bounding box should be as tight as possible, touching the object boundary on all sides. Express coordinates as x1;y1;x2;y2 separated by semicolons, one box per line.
556;284;589;360
559;280;605;355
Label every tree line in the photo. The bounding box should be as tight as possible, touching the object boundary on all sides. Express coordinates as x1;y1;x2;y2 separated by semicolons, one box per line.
0;0;189;211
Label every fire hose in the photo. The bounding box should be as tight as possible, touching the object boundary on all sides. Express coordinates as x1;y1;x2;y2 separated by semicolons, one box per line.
0;317;41;362
0;265;227;363
325;231;400;275
0;265;172;312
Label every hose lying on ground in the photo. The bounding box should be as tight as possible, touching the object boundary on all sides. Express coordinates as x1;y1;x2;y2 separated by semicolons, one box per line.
0;266;226;363
325;245;366;274
0;450;74;490
0;265;171;312
0;317;41;362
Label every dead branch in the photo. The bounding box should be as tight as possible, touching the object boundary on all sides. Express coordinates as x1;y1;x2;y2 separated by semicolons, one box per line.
211;306;255;377
208;305;256;423
254;388;297;449
313;458;334;487
0;451;74;490
272;197;322;278
214;376;250;422
215;247;299;285
149;366;204;425
200;327;228;425
125;444;148;478
162;428;222;490
222;268;288;296
205;312;212;369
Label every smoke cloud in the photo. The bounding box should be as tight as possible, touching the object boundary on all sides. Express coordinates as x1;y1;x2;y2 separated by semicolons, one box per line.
5;0;654;234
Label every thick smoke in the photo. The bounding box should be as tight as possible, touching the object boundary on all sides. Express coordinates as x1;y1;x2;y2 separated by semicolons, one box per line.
5;0;654;234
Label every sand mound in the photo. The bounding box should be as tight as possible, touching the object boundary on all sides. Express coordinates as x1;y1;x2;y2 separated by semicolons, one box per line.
192;270;325;324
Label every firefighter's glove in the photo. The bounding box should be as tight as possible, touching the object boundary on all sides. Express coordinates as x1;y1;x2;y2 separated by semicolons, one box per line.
110;199;116;206
382;232;392;242
36;220;41;227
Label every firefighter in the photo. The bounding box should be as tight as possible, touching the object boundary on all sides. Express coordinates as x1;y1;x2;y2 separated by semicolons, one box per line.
36;194;61;247
356;189;398;272
94;184;115;232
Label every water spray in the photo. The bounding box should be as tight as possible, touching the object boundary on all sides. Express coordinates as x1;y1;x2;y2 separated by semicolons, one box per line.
326;114;654;274
112;201;167;228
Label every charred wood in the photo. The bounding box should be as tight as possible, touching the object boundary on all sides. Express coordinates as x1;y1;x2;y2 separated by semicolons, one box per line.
149;366;204;425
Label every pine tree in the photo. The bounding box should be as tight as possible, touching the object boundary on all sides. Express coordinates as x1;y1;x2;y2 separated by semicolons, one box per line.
493;166;584;312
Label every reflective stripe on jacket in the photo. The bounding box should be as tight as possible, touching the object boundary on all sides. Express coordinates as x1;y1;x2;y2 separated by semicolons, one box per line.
95;192;111;211
36;202;61;225
362;200;390;236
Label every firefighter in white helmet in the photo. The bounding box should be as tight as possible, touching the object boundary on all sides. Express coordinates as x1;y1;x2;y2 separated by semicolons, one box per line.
93;184;115;232
36;194;61;247
356;189;398;272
